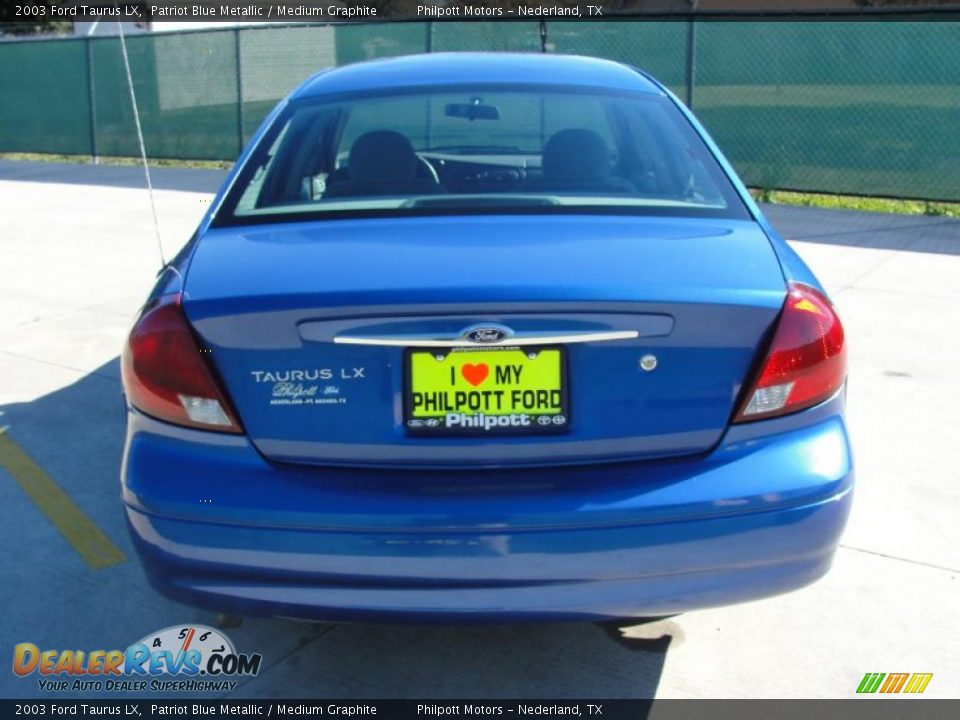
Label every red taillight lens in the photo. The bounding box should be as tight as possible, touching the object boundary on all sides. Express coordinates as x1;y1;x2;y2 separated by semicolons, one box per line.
734;282;846;423
121;294;242;433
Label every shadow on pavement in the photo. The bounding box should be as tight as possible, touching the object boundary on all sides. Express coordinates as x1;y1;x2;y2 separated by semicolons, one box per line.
762;203;960;256
1;359;673;699
0;159;227;194
236;619;673;699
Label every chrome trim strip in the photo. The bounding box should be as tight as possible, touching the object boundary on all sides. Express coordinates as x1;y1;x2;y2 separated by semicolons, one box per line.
333;330;639;348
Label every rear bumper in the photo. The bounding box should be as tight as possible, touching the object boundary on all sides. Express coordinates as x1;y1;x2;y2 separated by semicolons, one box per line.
122;397;853;622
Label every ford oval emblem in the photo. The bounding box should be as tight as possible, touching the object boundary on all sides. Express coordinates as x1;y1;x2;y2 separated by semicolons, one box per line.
463;324;512;344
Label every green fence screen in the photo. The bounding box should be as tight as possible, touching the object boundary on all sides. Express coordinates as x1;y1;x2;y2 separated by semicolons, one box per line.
1;19;958;201
0;37;92;155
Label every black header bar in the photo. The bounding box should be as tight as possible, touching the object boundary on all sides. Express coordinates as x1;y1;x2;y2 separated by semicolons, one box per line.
1;700;957;719
10;1;960;24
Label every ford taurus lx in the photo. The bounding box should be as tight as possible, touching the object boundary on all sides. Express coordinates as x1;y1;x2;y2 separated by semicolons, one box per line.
121;53;852;621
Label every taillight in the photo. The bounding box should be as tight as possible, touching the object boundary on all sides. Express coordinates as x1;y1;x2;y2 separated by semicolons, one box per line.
734;282;846;423
121;294;242;433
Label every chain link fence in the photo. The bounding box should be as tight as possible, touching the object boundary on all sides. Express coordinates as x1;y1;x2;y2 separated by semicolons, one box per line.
1;18;958;201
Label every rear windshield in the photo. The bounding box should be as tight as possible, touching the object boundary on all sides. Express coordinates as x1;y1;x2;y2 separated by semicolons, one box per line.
215;85;749;225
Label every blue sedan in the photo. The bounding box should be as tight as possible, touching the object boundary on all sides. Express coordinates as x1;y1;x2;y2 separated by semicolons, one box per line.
120;53;851;622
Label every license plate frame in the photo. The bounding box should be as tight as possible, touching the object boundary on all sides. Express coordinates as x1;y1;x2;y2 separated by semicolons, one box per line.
404;345;570;437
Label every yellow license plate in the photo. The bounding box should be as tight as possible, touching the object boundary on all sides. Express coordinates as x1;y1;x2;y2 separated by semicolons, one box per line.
406;347;568;435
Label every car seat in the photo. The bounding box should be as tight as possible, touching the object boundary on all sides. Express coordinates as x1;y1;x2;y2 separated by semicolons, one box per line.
324;130;441;198
520;129;636;194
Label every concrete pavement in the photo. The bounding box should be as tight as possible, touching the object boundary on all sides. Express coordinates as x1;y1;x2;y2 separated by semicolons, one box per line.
0;160;957;699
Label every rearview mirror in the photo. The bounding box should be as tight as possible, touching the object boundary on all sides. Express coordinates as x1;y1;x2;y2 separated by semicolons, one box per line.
445;102;500;121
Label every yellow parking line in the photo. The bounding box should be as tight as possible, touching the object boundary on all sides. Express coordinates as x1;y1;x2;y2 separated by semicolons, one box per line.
0;430;126;570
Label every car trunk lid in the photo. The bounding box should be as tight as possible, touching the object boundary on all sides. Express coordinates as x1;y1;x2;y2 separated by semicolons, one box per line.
183;215;785;468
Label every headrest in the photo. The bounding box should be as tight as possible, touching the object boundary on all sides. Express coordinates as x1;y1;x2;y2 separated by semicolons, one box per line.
542;129;613;181
348;130;418;182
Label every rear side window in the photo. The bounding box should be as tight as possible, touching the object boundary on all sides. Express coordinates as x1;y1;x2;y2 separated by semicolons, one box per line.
217;85;748;225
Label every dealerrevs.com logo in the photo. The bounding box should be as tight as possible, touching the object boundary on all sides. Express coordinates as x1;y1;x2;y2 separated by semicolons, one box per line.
13;625;262;693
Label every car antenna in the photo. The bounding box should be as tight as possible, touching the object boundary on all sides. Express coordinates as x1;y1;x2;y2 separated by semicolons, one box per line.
117;20;168;270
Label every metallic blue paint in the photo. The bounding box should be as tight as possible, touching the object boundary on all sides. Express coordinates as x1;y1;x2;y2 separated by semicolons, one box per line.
122;395;852;622
181;215;785;468
185;217;783;312
294;53;664;100
122;54;853;620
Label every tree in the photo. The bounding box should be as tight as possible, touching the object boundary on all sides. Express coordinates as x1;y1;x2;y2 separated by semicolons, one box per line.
0;2;72;35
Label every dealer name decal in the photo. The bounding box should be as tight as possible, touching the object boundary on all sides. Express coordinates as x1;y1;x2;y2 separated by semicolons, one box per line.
408;349;567;432
251;367;365;407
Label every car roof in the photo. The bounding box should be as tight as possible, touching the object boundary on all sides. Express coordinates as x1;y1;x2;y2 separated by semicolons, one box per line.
293;52;663;99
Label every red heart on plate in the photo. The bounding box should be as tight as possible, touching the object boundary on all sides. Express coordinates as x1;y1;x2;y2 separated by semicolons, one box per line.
461;363;489;387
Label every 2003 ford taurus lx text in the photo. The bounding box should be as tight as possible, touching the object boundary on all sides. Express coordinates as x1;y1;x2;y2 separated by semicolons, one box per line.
120;53;852;621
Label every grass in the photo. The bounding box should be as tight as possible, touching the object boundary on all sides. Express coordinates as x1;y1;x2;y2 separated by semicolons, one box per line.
0;152;232;170
749;188;960;218
2;151;957;219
